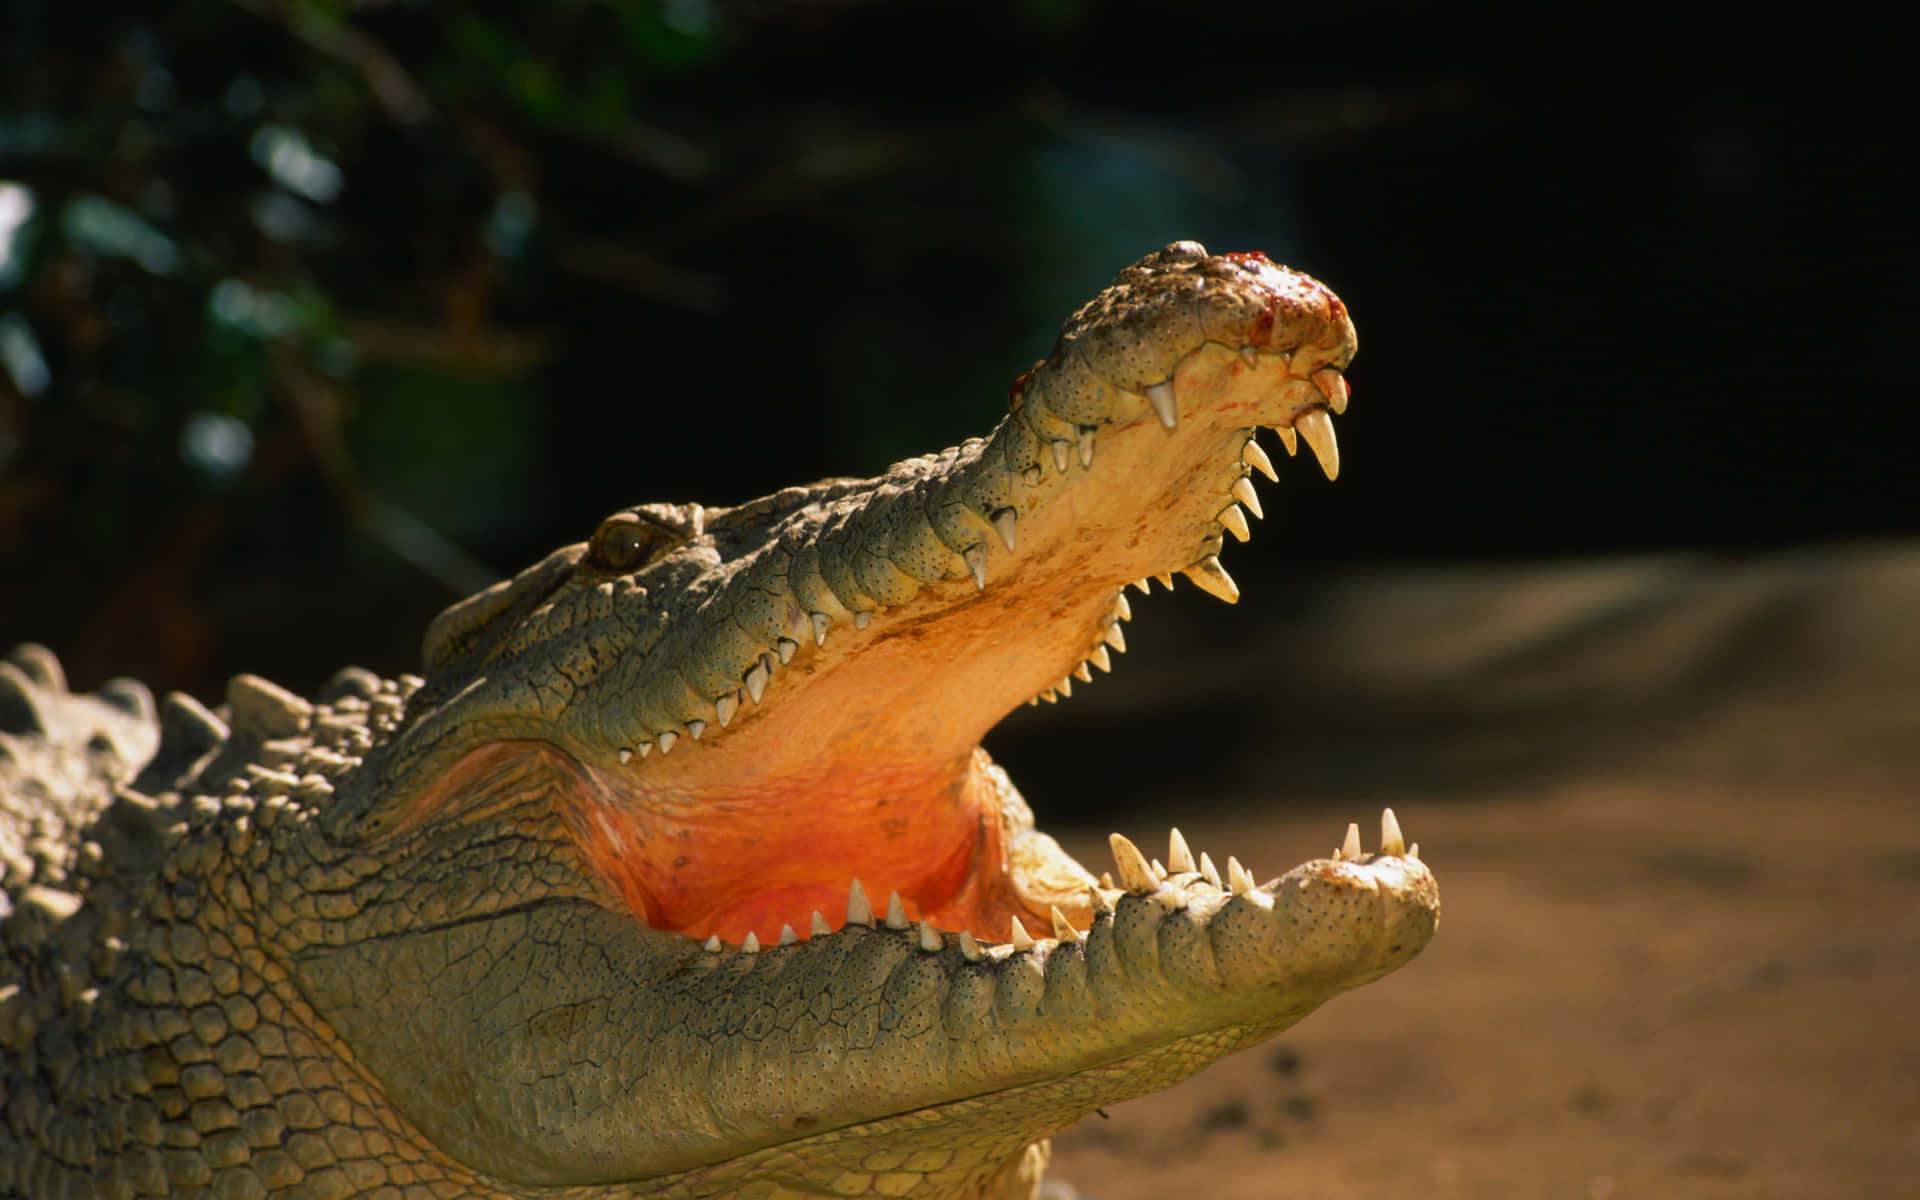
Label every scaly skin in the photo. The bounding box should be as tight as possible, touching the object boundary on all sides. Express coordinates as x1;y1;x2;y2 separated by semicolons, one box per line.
0;242;1438;1198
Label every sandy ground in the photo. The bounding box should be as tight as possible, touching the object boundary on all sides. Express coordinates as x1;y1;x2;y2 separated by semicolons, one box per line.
1021;546;1920;1199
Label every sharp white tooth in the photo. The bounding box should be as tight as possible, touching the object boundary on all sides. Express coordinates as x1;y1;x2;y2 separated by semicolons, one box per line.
1009;916;1035;950
1341;821;1363;861
1077;425;1096;468
1145;380;1178;429
1099;871;1114;889
1230;476;1265;520
1380;807;1406;857
917;920;943;953
1056;676;1072;698
1408;842;1421;861
686;719;707;741
1050;906;1080;943
1227;856;1255;895
1040;688;1059;704
1155;572;1174;589
1218;504;1251;543
1073;661;1092;683
854;611;871;630
1312;367;1350;415
1109;832;1159;894
744;660;770;703
810;910;832;938
741;932;760;954
715;693;739;728
1151;858;1168;879
1103;622;1127;653
1275;424;1298;456
703;934;722;952
990;507;1017;552
657;730;678;755
778;924;797;946
1243;438;1279;483
1199;851;1223;890
636;741;653;759
1131;578;1153;594
1089;644;1112;672
1168;828;1196;874
776;637;799;665
1087;883;1114;914
1183;556;1240;604
958;930;985;961
1051;440;1072;472
1113;592;1131;621
846;879;875;927
618;748;633;764
1297;408;1340;481
963;543;988;591
810;612;831;646
885;891;910;930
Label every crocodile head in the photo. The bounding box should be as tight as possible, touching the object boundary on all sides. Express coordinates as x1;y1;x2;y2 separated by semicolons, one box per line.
294;242;1437;1197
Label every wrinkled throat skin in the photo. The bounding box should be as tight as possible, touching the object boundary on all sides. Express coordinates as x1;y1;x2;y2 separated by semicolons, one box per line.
0;242;1438;1199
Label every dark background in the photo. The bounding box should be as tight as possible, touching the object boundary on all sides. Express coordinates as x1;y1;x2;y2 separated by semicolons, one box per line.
0;2;1908;767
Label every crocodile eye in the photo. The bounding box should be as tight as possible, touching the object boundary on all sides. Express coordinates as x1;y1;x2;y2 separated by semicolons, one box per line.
587;514;669;572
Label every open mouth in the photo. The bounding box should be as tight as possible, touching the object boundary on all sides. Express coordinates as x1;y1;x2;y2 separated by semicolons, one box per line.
407;242;1368;957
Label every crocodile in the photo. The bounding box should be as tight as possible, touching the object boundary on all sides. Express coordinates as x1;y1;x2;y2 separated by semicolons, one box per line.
0;241;1438;1199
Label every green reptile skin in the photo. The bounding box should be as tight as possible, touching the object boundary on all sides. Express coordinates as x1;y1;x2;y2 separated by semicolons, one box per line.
0;243;1438;1199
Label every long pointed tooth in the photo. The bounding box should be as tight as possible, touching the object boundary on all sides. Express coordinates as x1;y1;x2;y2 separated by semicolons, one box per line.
1073;661;1092;683
810;910;832;937
846;879;875;927
1183;556;1240;604
990;507;1017;552
885;891;910;930
1227;856;1255;895
1076;425;1096;467
1113;591;1131;621
1168;828;1196;874
744;659;770;703
1089;644;1112;672
917;920;943;953
715;692;739;728
741;931;760;954
686;719;707;741
703;934;722;952
1056;676;1072;698
958;930;985;962
1009;916;1035;950
1297;408;1340;480
1380;807;1406;856
1109;832;1159;894
1199;851;1223;890
1230;476;1265;520
1103;621;1127;653
778;923;797;946
656;730;678;755
1050;906;1080;943
810;612;830;646
1243;438;1279;482
776;637;799;665
1051;440;1071;472
1340;821;1363;861
1131;577;1153;594
1312;367;1350;415
1218;504;1251;542
1145;380;1178;429
1152;858;1168;880
963;543;987;591
1274;424;1298;456
1155;572;1175;590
